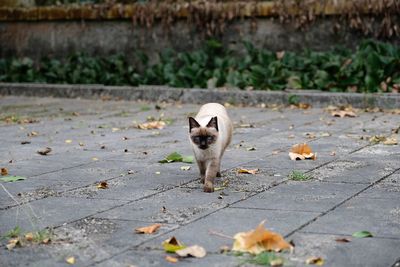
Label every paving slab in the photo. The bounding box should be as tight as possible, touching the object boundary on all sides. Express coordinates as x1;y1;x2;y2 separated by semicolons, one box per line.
0;95;399;267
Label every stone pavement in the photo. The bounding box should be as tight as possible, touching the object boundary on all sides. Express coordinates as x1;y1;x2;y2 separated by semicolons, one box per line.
0;95;399;267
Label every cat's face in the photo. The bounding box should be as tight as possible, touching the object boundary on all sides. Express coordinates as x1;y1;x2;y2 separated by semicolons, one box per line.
189;117;219;150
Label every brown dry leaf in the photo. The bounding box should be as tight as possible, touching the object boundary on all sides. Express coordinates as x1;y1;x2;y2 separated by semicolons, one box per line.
135;223;161;234
66;256;75;265
1;167;8;176
369;135;398;145
383;135;398;145
165;255;179;263
297;103;311;109
37;147;52;156
306;256;324;265
289;143;316;160
331;110;356;118
176;245;207;258
237;168;259;175
137;121;166;130
25;232;34;241
232;220;293;254
27;131;38;137
6;238;22;250
96;181;108;189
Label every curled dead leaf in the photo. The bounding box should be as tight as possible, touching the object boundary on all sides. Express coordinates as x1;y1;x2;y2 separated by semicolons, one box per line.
27;131;38;137
237;168;259;175
335;238;351;243
96;181;108;189
6;238;22;250
138;121;166;130
232;220;293;254
306;256;324;265
25;232;34;241
165;255;179;263
176;245;207;258
1;167;8;176
289;143;316;160
37;147;52;156
135;223;161;234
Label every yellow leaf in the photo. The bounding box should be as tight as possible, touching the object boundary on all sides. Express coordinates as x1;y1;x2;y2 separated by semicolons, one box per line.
383;135;398;145
96;181;108;189
66;256;75;265
138;121;166;130
92;157;99;161
162;237;186;253
237;168;259;175
289;143;316;161
165;255;178;263
306;256;324;265
1;167;8;176
232;220;293;254
176;245;206;258
65;139;73;144
135;223;161;234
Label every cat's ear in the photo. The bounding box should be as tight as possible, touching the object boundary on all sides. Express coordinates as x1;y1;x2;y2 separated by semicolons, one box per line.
188;117;200;132
206;116;218;131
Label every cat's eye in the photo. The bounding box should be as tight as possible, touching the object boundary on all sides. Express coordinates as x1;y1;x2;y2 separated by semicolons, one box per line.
207;136;213;142
193;136;200;143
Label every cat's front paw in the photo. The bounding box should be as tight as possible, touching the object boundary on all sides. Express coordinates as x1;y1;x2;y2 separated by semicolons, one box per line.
203;181;214;193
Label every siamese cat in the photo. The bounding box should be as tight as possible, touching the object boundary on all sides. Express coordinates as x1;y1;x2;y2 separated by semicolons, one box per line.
188;103;233;192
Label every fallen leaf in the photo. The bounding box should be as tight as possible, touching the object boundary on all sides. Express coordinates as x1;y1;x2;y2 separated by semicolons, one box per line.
383;135;398;145
330;151;336;156
237;168;259;175
135;223;161;234
112;127;120;132
27;131;38;137
155;171;161;175
246;252;284;266
138;121;166;130
72;112;80;116
21;141;31;145
165;255;179;263
25;232;34;241
128;170;135;174
306;256;324;265
162;237;186;253
0;176;26;182
305;133;316;139
352;231;373;238
176;245;206;258
297;103;311;109
331;110;355;118
92;157;99;161
1;167;8;176
37;147;52;156
289;143;316;160
335;238;351;243
6;238;22;250
182;155;194;163
79;142;84;147
180;166;191;171
96;181;108;189
220;245;231;253
232;220;292;254
246;147;257;151
65;139;73;144
66;256;75;264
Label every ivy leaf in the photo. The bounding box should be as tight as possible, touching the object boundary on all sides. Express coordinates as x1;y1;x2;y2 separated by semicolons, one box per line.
182;155;194;163
0;176;26;182
352;231;373;238
159;152;183;163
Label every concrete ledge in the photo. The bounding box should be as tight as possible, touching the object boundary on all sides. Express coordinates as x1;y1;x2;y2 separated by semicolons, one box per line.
0;83;399;108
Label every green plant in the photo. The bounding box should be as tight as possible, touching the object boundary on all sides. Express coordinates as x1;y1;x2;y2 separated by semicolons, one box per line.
0;39;399;93
2;226;22;239
289;170;312;181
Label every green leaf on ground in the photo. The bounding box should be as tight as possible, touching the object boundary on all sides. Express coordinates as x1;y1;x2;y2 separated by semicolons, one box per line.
159;152;193;164
352;231;373;238
162;237;186;253
2;226;22;239
245;252;284;266
0;176;26;182
182;155;194;163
